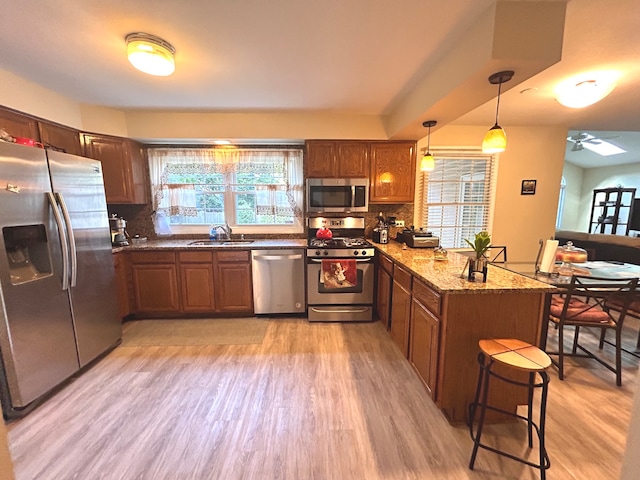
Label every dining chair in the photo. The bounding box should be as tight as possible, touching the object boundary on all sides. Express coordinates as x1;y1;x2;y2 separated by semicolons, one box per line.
603;293;640;357
545;275;638;386
486;245;507;263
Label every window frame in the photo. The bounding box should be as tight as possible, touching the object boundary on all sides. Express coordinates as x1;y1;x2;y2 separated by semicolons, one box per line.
148;146;304;235
416;148;498;249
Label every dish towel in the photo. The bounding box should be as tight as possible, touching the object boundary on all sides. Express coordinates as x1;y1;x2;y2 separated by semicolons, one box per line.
321;259;357;289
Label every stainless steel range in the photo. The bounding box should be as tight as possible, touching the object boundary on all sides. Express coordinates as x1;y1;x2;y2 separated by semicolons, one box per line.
306;216;374;322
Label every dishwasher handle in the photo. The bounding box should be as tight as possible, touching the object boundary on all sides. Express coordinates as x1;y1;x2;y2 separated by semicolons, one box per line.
253;254;303;261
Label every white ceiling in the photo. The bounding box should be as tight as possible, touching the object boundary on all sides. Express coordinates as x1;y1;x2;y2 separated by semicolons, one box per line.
0;0;639;168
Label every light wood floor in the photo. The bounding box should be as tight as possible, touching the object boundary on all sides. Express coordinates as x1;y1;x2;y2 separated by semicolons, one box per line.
6;317;639;480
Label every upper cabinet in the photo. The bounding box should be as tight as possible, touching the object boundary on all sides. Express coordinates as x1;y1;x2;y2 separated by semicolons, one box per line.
38;121;82;156
0;106;39;140
306;140;369;178
82;133;149;204
369;141;416;204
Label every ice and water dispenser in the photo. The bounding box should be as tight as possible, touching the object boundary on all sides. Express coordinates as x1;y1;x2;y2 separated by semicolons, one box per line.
2;224;53;285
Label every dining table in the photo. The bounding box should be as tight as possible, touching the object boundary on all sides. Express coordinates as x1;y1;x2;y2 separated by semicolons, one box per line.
495;260;640;349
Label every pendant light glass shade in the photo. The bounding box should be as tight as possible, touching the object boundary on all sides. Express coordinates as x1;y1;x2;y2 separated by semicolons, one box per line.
420;153;435;171
482;71;513;154
126;33;175;76
421;120;437;172
482;124;507;153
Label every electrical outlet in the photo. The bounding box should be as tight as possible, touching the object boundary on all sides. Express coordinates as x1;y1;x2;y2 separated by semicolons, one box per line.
395;220;405;227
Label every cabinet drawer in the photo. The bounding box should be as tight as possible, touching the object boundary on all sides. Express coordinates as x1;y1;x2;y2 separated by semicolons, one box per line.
393;264;412;290
179;251;213;263
217;250;250;263
130;251;176;264
413;278;441;317
378;253;393;274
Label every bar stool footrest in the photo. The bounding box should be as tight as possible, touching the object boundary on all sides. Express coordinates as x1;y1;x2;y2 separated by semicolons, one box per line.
468;402;551;471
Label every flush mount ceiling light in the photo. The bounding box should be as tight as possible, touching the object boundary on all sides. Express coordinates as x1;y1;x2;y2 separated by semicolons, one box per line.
555;72;618;108
420;120;437;171
126;32;175;76
482;70;514;154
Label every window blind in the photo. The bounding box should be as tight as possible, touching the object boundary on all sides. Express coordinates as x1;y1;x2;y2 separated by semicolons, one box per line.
419;151;496;248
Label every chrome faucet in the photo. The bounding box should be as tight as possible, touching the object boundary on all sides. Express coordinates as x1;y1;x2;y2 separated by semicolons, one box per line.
219;222;231;240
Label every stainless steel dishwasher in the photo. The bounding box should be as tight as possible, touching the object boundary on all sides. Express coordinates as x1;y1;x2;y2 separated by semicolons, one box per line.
251;249;306;314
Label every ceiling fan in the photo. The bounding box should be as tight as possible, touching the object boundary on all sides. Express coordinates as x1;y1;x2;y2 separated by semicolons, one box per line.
567;132;619;152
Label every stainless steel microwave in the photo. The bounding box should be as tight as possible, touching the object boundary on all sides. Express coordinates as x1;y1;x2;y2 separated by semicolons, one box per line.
306;178;369;213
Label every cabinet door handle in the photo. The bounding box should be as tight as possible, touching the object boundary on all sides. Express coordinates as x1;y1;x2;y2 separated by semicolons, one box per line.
253;254;303;261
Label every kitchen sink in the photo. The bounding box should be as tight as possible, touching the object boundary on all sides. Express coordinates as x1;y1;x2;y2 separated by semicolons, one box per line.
188;240;254;246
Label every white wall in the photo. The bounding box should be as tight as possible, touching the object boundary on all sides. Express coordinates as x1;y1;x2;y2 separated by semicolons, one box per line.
419;124;568;262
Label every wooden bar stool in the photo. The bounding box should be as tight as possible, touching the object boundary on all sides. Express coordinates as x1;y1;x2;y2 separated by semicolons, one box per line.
468;339;552;479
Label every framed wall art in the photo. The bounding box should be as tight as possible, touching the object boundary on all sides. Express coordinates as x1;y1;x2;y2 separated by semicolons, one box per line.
521;179;537;195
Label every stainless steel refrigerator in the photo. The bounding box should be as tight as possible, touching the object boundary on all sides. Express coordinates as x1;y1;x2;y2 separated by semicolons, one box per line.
0;142;121;417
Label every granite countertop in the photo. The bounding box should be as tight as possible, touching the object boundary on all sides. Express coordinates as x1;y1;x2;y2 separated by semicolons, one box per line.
374;241;555;294
113;238;307;253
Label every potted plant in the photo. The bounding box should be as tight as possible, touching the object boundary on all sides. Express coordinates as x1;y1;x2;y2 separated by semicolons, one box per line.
465;231;491;281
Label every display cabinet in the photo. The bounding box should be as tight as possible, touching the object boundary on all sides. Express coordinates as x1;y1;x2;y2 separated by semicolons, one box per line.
589;187;636;236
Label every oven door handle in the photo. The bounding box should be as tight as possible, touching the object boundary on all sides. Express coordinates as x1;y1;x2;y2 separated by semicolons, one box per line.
309;258;372;263
310;307;370;314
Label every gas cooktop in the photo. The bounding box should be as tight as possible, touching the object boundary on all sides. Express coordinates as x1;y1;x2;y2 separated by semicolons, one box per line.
308;237;371;248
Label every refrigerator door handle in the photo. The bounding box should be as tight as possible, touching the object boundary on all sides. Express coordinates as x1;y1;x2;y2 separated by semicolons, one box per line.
46;192;70;291
55;193;77;288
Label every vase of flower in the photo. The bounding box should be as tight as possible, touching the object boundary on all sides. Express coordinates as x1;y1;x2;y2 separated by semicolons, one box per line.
465;231;491;282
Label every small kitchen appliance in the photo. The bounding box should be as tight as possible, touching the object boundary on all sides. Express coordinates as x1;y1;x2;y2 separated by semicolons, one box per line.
306;216;374;322
396;228;440;248
109;214;129;246
372;212;389;244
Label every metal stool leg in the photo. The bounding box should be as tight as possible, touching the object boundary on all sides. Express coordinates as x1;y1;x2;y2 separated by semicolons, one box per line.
469;353;493;470
539;371;550;480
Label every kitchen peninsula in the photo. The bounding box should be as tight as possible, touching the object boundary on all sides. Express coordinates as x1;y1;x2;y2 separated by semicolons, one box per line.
374;242;554;423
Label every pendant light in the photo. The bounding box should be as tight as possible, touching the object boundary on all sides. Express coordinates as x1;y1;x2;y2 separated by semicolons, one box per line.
482;70;514;154
421;120;437;171
126;33;176;76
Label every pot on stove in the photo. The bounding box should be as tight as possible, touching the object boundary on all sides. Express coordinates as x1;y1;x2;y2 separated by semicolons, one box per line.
315;227;333;239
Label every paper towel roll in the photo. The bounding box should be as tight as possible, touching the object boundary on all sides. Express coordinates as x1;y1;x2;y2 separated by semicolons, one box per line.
539;239;559;273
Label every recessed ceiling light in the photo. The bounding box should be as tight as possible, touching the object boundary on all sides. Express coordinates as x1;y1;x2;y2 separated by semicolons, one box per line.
555;71;619;108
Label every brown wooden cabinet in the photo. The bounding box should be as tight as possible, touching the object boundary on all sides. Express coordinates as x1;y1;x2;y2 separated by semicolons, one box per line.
375;253;393;329
409;278;441;399
38;121;82;156
389;264;412;357
130;251;180;314
0;106;39;140
369;141;416;203
215;250;253;313
179;251;216;312
82;133;148;204
113;251;132;320
128;249;253;317
305;140;369;178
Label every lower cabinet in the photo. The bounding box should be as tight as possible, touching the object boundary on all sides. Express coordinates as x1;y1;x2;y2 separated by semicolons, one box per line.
179;251;216;312
128;249;253;316
215;251;253;313
389;264;412;357
409;297;440;399
113;251;132;319
375;254;393;329
130;252;180;314
382;255;441;400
